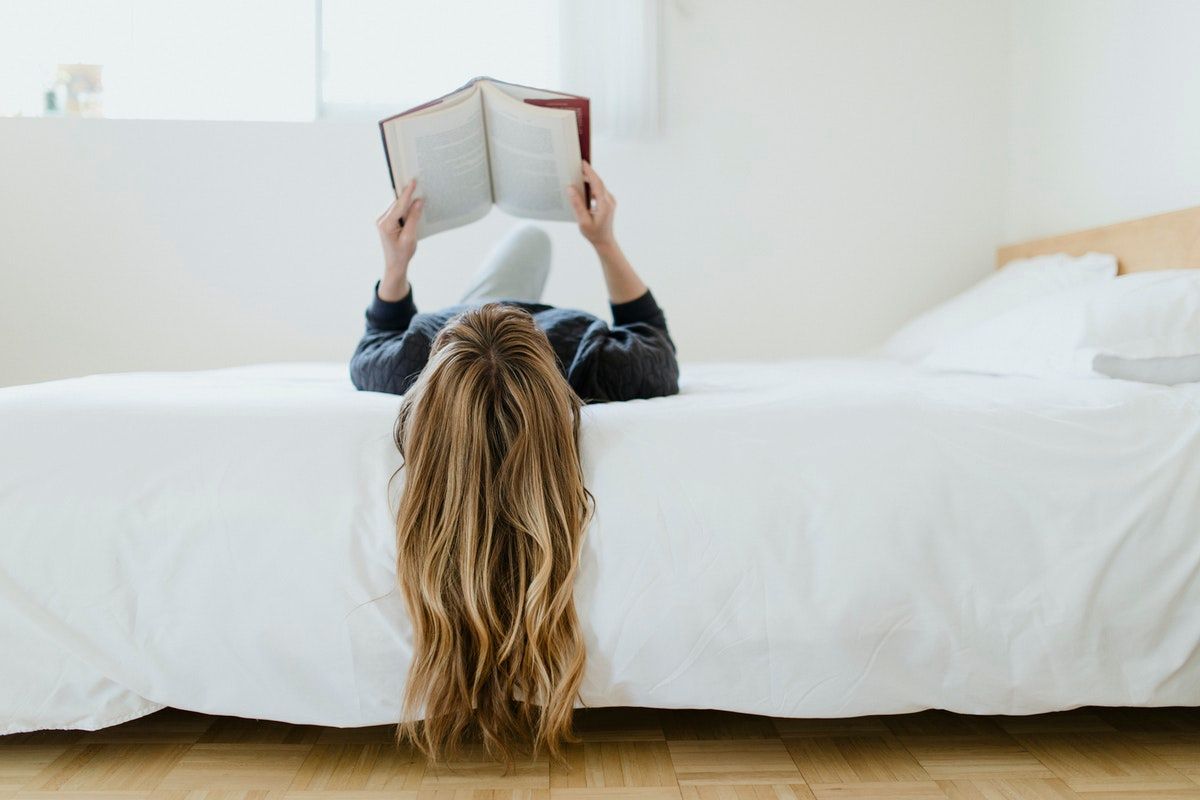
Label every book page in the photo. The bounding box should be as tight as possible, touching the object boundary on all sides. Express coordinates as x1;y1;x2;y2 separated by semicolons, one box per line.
382;86;492;238
482;77;575;102
481;82;583;222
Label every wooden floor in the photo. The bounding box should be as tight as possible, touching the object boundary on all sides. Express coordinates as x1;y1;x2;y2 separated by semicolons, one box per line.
3;706;1200;799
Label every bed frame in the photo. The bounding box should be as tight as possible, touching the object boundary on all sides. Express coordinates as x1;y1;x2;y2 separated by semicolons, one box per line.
996;205;1200;273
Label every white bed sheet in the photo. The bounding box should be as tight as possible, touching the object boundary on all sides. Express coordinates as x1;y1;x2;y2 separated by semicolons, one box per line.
2;360;1200;733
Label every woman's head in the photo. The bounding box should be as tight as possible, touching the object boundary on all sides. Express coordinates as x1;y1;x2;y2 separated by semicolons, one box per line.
393;303;589;764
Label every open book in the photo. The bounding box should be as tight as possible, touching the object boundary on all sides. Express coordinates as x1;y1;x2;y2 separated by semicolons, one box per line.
380;77;590;239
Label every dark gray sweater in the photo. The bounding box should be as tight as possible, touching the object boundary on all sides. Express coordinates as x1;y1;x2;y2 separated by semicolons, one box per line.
350;286;679;403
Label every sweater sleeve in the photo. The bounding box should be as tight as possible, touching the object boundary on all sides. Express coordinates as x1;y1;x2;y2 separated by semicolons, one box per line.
610;290;669;331
365;281;418;331
567;289;680;403
349;283;433;395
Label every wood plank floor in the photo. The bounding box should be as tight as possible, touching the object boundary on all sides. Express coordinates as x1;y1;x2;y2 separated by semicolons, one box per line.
3;706;1200;799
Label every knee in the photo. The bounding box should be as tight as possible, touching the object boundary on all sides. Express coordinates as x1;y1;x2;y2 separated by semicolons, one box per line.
508;224;551;266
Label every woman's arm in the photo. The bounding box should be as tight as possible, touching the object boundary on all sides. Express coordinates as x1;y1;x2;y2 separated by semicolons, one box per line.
350;299;432;395
568;301;679;403
566;163;679;401
376;178;425;301
567;162;647;304
349;183;428;394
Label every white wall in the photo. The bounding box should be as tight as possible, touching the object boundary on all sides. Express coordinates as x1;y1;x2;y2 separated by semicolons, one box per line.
1005;0;1200;242
0;1;1011;387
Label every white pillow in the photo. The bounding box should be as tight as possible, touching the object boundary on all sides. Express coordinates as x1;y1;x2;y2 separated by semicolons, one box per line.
1093;353;1200;386
921;270;1200;381
883;252;1117;360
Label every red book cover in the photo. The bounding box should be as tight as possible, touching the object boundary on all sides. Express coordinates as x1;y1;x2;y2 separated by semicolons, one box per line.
525;97;591;204
524;97;590;163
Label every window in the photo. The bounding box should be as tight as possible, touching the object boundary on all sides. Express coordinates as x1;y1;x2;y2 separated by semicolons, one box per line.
0;0;657;134
0;0;560;122
318;0;559;120
0;0;315;120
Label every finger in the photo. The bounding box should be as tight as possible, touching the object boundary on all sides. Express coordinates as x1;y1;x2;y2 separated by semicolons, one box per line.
581;161;607;198
397;178;417;210
381;178;417;222
589;187;613;217
566;186;591;226
401;198;424;236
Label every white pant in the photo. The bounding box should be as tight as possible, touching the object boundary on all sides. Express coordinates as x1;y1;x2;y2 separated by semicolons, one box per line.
458;225;551;305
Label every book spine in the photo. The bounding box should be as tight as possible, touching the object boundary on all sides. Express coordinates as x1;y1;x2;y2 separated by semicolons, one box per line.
379;122;397;194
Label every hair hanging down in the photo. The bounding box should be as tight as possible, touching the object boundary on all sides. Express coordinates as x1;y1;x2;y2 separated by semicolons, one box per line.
393;303;591;764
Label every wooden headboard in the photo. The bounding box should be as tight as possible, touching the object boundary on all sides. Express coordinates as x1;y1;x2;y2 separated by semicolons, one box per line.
996;205;1200;273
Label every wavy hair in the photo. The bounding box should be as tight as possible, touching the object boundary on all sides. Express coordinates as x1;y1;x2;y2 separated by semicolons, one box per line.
393;303;590;764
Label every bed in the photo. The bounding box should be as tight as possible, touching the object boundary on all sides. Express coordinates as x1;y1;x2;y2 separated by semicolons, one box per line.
3;208;1200;734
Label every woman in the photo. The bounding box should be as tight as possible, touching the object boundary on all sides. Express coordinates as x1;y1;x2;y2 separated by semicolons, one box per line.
351;163;678;403
350;163;678;763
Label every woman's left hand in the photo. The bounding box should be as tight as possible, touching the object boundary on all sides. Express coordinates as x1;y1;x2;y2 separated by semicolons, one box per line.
377;179;423;301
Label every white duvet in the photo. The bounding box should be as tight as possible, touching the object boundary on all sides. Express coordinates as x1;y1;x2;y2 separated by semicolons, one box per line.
3;360;1200;734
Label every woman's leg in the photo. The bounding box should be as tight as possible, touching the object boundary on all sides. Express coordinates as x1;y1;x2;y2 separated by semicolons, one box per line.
459;225;551;305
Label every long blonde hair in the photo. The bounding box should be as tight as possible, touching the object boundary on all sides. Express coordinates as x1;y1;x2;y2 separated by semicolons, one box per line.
393;303;590;764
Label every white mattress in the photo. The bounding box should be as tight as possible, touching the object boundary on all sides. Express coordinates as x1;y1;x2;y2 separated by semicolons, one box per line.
3;360;1200;734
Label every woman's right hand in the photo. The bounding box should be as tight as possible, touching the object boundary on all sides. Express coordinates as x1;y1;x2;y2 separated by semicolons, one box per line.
567;162;647;304
376;178;424;301
567;162;617;250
